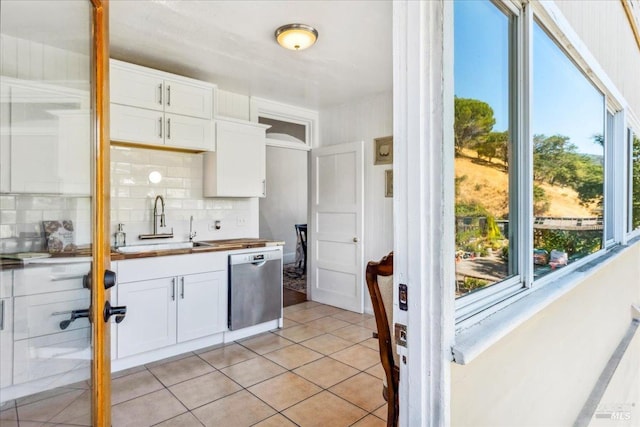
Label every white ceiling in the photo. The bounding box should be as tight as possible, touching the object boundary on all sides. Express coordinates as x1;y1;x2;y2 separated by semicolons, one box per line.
109;0;393;111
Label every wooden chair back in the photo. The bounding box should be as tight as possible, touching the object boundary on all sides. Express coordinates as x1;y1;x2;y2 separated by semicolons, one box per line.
365;252;399;427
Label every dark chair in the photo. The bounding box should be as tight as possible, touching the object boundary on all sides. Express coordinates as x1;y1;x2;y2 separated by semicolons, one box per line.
294;223;307;273
366;252;399;427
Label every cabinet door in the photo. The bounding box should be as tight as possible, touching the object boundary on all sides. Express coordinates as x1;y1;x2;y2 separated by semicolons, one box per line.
0;83;10;193
163;79;212;119
111;63;164;111
165;113;213;151
117;277;177;358
9;86;89;194
204;120;266;197
111;104;164;147
1;297;13;388
177;271;227;342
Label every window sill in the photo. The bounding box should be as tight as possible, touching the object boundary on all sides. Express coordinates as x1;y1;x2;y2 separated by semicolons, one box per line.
451;242;633;365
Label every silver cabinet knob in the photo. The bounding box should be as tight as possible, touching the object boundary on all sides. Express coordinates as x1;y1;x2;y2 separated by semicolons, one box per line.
353;237;359;243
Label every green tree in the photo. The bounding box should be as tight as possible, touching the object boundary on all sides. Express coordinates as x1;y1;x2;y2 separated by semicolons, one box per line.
631;134;640;228
454;97;496;154
533;184;550;216
476;131;509;165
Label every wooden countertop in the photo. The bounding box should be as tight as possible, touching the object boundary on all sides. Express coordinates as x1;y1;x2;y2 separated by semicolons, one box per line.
111;238;284;260
0;239;284;269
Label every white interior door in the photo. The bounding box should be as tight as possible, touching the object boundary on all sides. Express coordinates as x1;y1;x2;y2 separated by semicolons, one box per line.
310;141;364;312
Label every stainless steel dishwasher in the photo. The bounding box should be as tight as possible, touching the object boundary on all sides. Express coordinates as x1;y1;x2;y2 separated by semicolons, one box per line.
228;249;282;330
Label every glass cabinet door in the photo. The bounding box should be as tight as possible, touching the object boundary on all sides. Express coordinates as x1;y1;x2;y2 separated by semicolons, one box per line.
1;1;109;424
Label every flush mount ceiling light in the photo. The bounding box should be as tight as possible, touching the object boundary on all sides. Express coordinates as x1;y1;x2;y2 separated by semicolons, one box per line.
275;23;318;51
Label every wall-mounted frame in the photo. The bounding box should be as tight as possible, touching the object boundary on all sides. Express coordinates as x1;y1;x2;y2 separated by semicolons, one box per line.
375;136;393;165
385;169;393;197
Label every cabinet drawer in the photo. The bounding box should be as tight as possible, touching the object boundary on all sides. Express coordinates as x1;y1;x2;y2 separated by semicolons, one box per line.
13;262;90;296
13;328;90;384
14;289;90;340
117;252;226;283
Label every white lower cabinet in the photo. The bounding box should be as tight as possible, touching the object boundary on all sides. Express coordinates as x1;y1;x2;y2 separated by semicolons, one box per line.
177;271;227;342
115;253;228;359
1;297;13;388
10;263;91;385
116;277;177;358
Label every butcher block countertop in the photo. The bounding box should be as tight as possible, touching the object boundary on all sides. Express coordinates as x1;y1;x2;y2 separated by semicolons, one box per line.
110;238;284;261
0;239;284;269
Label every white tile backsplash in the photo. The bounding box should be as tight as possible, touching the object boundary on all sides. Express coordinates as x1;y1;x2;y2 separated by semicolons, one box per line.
110;146;259;246
0;195;91;253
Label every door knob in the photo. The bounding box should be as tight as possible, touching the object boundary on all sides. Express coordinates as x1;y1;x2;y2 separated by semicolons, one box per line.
83;271;92;289
353;237;359;243
104;269;116;290
59;308;90;330
103;301;127;324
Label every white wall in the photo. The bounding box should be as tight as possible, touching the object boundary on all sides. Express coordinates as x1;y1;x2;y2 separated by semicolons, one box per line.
451;243;640;426
320;91;394;312
259;146;308;264
110;145;259;245
554;1;640;117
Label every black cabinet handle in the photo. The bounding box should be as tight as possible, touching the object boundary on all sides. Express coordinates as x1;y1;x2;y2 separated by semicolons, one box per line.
60;309;90;330
104;270;116;290
104;301;127;324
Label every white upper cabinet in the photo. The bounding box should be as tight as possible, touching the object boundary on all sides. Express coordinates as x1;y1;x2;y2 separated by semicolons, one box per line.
110;59;215;151
203;118;268;198
1;81;91;195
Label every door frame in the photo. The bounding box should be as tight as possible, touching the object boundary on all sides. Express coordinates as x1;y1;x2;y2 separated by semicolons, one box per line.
90;0;111;425
393;1;455;426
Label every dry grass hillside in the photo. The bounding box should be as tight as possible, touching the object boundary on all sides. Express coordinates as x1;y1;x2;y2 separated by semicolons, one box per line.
456;151;593;218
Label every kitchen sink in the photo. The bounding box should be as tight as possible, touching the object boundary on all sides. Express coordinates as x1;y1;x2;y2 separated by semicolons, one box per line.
115;241;222;254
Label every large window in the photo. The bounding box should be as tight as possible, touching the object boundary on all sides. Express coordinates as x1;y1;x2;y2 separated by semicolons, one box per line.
629;129;640;232
453;1;619;323
532;22;605;280
454;0;516;299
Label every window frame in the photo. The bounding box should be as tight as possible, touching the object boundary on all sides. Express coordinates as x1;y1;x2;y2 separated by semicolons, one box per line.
627;125;640;239
454;0;627;330
452;0;525;324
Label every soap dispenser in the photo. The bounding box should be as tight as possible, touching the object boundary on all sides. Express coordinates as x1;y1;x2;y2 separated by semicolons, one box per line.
114;223;126;248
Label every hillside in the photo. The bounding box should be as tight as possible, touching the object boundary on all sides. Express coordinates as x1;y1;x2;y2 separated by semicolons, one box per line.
455;151;593;218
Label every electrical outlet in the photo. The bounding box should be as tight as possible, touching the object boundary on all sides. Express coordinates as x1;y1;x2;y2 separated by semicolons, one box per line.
236;216;247;227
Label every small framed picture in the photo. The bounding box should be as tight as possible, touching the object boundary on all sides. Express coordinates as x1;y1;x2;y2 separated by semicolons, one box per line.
385;169;393;197
374;136;393;165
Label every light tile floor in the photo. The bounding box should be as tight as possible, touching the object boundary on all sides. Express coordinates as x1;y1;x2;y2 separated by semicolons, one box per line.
0;301;388;427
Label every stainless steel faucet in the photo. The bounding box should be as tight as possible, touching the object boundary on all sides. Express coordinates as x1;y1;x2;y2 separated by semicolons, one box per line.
189;215;197;241
153;195;166;235
139;195;174;240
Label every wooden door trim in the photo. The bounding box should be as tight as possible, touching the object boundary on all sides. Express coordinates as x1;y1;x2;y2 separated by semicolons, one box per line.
91;0;111;426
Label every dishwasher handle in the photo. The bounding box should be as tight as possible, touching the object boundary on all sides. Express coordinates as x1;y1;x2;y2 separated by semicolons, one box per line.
251;261;267;267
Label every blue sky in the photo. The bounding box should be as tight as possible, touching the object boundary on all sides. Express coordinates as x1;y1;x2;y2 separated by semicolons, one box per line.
454;1;604;156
